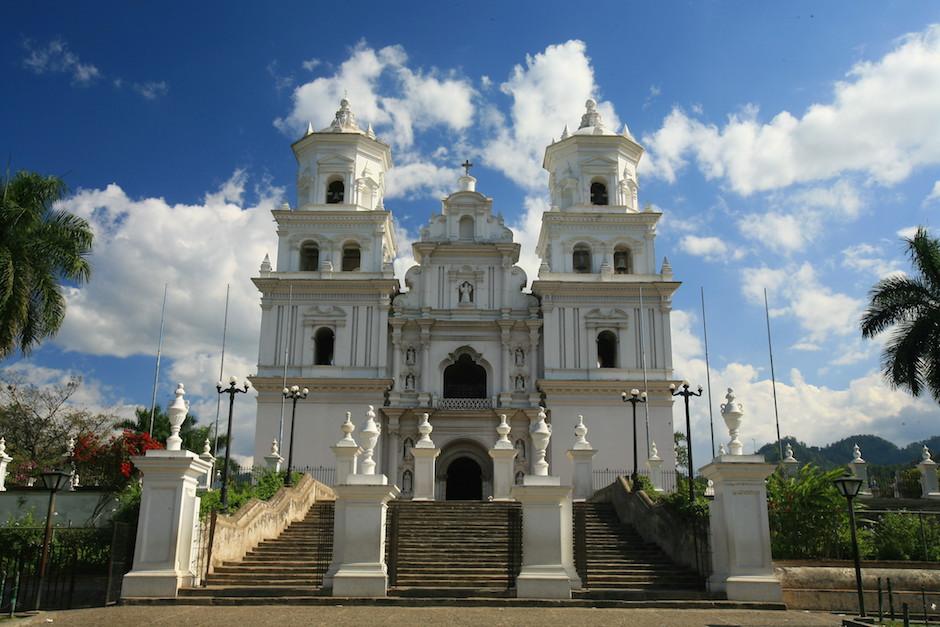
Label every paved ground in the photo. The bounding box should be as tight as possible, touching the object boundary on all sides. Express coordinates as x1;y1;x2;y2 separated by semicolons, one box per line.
13;606;847;626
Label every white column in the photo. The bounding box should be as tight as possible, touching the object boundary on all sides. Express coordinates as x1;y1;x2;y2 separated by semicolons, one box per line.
919;445;940;500
122;384;211;598
698;388;782;602
566;416;596;501
411;413;439;501
848;444;872;498
646;441;664;492
489;414;517;501
0;437;11;492
511;407;579;598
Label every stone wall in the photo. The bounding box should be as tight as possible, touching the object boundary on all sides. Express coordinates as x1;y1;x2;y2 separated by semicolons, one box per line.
207;473;335;572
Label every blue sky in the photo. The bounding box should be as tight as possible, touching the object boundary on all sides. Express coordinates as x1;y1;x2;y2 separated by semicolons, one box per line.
3;2;940;466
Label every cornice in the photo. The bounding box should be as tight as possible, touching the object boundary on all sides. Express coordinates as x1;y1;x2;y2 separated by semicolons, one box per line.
252;276;400;295
531;280;680;298
250;376;393;393
537;378;681;396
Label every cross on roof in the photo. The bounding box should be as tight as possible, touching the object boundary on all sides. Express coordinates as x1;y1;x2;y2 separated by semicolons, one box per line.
461;159;473;176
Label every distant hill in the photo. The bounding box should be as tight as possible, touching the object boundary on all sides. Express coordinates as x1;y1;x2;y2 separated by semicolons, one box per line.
757;434;940;468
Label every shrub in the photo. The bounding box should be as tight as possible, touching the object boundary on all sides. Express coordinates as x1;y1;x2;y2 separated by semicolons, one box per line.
868;512;940;561
897;467;922;498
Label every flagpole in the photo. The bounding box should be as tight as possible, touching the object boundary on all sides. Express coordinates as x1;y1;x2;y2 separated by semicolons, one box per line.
638;286;651;459
277;284;293;451
764;288;784;462
212;284;230;455
701;287;716;459
148;283;168;436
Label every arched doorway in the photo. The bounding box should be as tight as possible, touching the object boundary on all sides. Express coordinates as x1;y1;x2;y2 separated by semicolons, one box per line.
443;353;486;398
446;457;483;500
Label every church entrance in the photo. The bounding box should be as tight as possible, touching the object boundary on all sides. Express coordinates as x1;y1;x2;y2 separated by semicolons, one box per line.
445;456;483;500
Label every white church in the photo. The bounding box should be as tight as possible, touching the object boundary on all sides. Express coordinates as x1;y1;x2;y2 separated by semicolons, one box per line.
251;97;680;499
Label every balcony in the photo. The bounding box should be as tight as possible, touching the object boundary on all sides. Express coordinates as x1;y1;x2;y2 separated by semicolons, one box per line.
437;397;493;410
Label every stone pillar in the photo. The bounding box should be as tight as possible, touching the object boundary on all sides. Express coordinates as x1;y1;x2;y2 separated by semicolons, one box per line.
511;407;580;598
566;415;596;501
264;438;284;472
918;445;940;500
0;437;11;492
646;441;664;493
122;384;212;599
198;439;215;490
781;442;799;478
332;412;361;485
698;388;782;603
411;413;439;501
489;414;517;501
329;406;400;597
848;443;872;498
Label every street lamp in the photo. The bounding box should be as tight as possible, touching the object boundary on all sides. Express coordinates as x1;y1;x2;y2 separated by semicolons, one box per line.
282;384;309;487
621;388;647;487
670;381;703;505
34;469;71;609
833;475;865;617
217;376;250;509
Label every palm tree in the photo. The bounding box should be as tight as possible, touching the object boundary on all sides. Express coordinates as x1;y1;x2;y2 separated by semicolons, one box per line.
861;227;940;402
0;171;92;358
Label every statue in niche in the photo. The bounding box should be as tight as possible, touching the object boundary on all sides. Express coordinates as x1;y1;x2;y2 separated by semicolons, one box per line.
405;346;416;365
515;375;526;391
404;372;415;391
402;470;413;495
514;439;526;459
458;281;474;303
514;471;525;485
514;348;525;367
403;438;414;460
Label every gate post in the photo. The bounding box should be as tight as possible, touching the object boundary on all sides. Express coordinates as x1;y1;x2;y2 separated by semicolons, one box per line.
122;384;211;599
411;413;439;501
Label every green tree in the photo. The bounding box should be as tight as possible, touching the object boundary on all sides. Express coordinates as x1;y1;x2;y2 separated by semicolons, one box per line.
114;404;222;453
0;171;92;358
861;227;940;402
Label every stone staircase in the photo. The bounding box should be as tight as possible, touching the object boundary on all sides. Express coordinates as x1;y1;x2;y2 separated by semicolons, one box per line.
387;501;521;597
178;500;334;600
574;502;710;600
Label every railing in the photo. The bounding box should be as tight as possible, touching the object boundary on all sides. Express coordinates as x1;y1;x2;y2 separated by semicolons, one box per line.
592;468;679;492
0;523;135;612
216;464;336;488
437;398;492;410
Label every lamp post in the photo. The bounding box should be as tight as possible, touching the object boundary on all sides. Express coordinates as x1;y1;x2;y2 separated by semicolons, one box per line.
621;388;647;487
217;376;249;509
670;381;703;505
282;384;309;487
34;469;71;609
834;475;865;617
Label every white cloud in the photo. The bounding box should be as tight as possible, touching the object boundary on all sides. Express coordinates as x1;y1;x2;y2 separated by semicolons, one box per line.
842;243;904;279
742;263;863;346
925;180;940;205
507;195;549;286
1;362;137;421
301;58;321;72
131;80;169;100
737;211;809;254
23;39;100;85
274;42;475;150
642;25;940;195
679;234;743;262
385;161;461;200
482;40;621;191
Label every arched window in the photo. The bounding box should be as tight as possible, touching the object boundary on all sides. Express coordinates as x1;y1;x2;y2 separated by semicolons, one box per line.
341;244;361;271
300;242;319;271
597;330;618;368
573;244;592;273
590;180;609;205
326;179;345;204
443;353;487;398
459;215;474;240
613;246;632;274
314;327;335;365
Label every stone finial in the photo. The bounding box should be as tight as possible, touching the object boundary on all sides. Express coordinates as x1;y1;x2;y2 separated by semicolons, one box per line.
260;253;272;273
166;383;187;452
366;122;376;139
852;443;865;463
572;415;592;450
203;439;212;456
719;443;727;456
305;121;314;136
720;388;744;456
416;413;435;448
270;438;279;457
327;97;359;132
622;123;634;139
560;124;569;139
923;445;933;463
649;441;661;461
783;442;797;462
67;435;75;456
494;414;513;450
661;256;673;278
359;405;380;475
0;437;6;457
579;98;604;131
530;407;553;476
337;411;357;446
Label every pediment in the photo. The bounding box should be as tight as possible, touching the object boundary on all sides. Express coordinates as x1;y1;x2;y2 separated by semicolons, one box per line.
581;155;618;166
304;304;346;318
317;154;355;165
584;307;630;320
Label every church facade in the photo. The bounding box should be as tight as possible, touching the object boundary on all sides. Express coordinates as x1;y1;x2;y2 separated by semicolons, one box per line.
251;98;679;498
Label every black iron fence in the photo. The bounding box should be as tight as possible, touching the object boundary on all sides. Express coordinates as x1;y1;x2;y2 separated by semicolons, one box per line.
592;468;679;493
214;464;336;488
858;509;940;562
0;523;135;613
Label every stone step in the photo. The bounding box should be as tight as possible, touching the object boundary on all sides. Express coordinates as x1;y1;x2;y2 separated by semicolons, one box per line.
180;585;325;598
224;559;329;567
214;565;326;575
